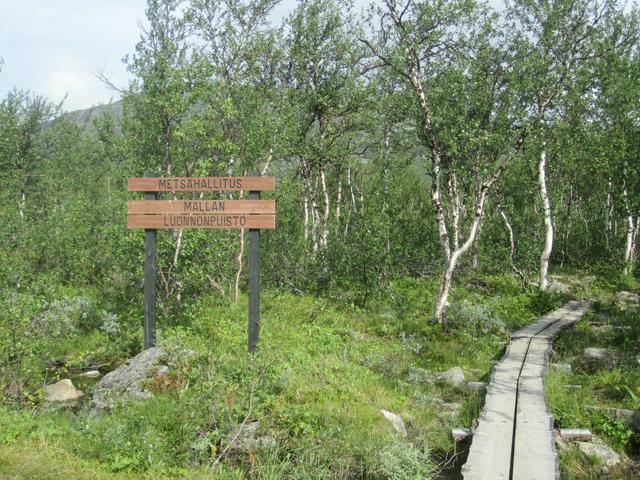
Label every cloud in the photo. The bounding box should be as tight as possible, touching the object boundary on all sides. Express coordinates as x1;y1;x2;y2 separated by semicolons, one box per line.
0;0;147;111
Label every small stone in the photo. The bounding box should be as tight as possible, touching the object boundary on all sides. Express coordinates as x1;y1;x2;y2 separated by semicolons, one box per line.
435;367;466;389
442;402;461;412
467;382;487;393
452;428;472;442
226;422;276;453
582;348;620;370
79;370;100;378
550;363;572;374
44;379;84;405
380;410;408;437
576;435;622;468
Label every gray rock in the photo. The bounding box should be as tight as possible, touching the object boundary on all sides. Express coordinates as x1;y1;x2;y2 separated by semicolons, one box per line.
452;428;473;442
44;379;84;405
616;291;639;310
380;410;408;437
550;363;572;374
78;370;100;378
576;435;622;470
582;348;621;370
93;347;167;409
435;367;466;389
467;382;487;393
604;408;640;432
548;281;571;294
226;421;276;453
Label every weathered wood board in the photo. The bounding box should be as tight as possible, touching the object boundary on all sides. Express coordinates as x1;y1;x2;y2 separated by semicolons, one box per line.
128;199;276;214
462;301;590;480
127;214;275;229
127;176;275;192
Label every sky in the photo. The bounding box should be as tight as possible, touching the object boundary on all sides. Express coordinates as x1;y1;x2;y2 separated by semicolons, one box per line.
0;0;498;113
0;0;325;112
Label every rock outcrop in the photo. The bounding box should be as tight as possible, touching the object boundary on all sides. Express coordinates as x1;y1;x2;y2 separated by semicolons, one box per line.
93;347;166;409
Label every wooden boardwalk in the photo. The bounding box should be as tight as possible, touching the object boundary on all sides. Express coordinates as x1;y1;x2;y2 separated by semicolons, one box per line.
462;301;590;480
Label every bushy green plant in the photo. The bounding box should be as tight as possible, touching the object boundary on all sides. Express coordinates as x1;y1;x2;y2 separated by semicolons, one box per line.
446;300;508;337
377;437;434;480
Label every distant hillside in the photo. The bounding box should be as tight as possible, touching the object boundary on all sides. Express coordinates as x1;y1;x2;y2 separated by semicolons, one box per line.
57;100;123;133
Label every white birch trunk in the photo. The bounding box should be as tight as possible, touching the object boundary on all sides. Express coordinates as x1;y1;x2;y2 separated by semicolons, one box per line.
18;189;26;220
623;214;636;275
311;175;319;253
434;193;489;321
335;174;342;224
320;166;330;250
538;145;554;291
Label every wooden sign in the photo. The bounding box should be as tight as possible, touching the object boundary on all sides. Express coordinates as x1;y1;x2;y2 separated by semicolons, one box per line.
128;176;275;192
128;214;275;229
128;199;275;214
129;174;274;354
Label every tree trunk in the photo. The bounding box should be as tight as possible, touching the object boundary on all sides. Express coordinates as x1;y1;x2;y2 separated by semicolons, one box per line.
623;215;636;275
320;166;330;250
235;229;245;303
434;200;487;321
606;177;613;249
18;188;26;220
311;175;319;252
335;172;342;224
538;144;554;291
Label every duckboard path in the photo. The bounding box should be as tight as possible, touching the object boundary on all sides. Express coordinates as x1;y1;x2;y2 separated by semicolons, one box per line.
461;300;590;480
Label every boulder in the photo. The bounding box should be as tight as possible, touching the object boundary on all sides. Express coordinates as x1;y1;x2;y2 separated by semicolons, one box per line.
582;348;620;370
93;347;167;409
44;379;84;406
576;435;622;471
380;410;408;437
435;367;466;389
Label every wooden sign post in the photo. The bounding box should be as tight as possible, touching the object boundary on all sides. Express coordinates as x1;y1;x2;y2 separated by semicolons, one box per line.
127;174;275;353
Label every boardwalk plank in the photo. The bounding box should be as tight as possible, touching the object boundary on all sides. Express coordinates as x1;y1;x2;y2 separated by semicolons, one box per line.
462;301;589;480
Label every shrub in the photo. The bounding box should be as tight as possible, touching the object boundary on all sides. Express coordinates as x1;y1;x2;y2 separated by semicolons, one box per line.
446;301;507;337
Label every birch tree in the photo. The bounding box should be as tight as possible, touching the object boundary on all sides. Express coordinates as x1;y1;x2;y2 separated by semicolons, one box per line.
363;0;526;322
283;0;365;254
506;0;635;289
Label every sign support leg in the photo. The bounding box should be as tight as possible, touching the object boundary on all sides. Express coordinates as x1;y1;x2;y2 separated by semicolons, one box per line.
248;174;261;353
144;187;157;349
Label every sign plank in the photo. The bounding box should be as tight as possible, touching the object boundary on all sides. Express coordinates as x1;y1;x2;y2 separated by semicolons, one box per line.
128;176;275;192
128;214;275;229
128;199;275;215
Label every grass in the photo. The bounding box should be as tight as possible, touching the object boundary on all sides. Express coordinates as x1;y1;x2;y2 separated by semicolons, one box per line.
545;274;640;479
0;272;628;479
